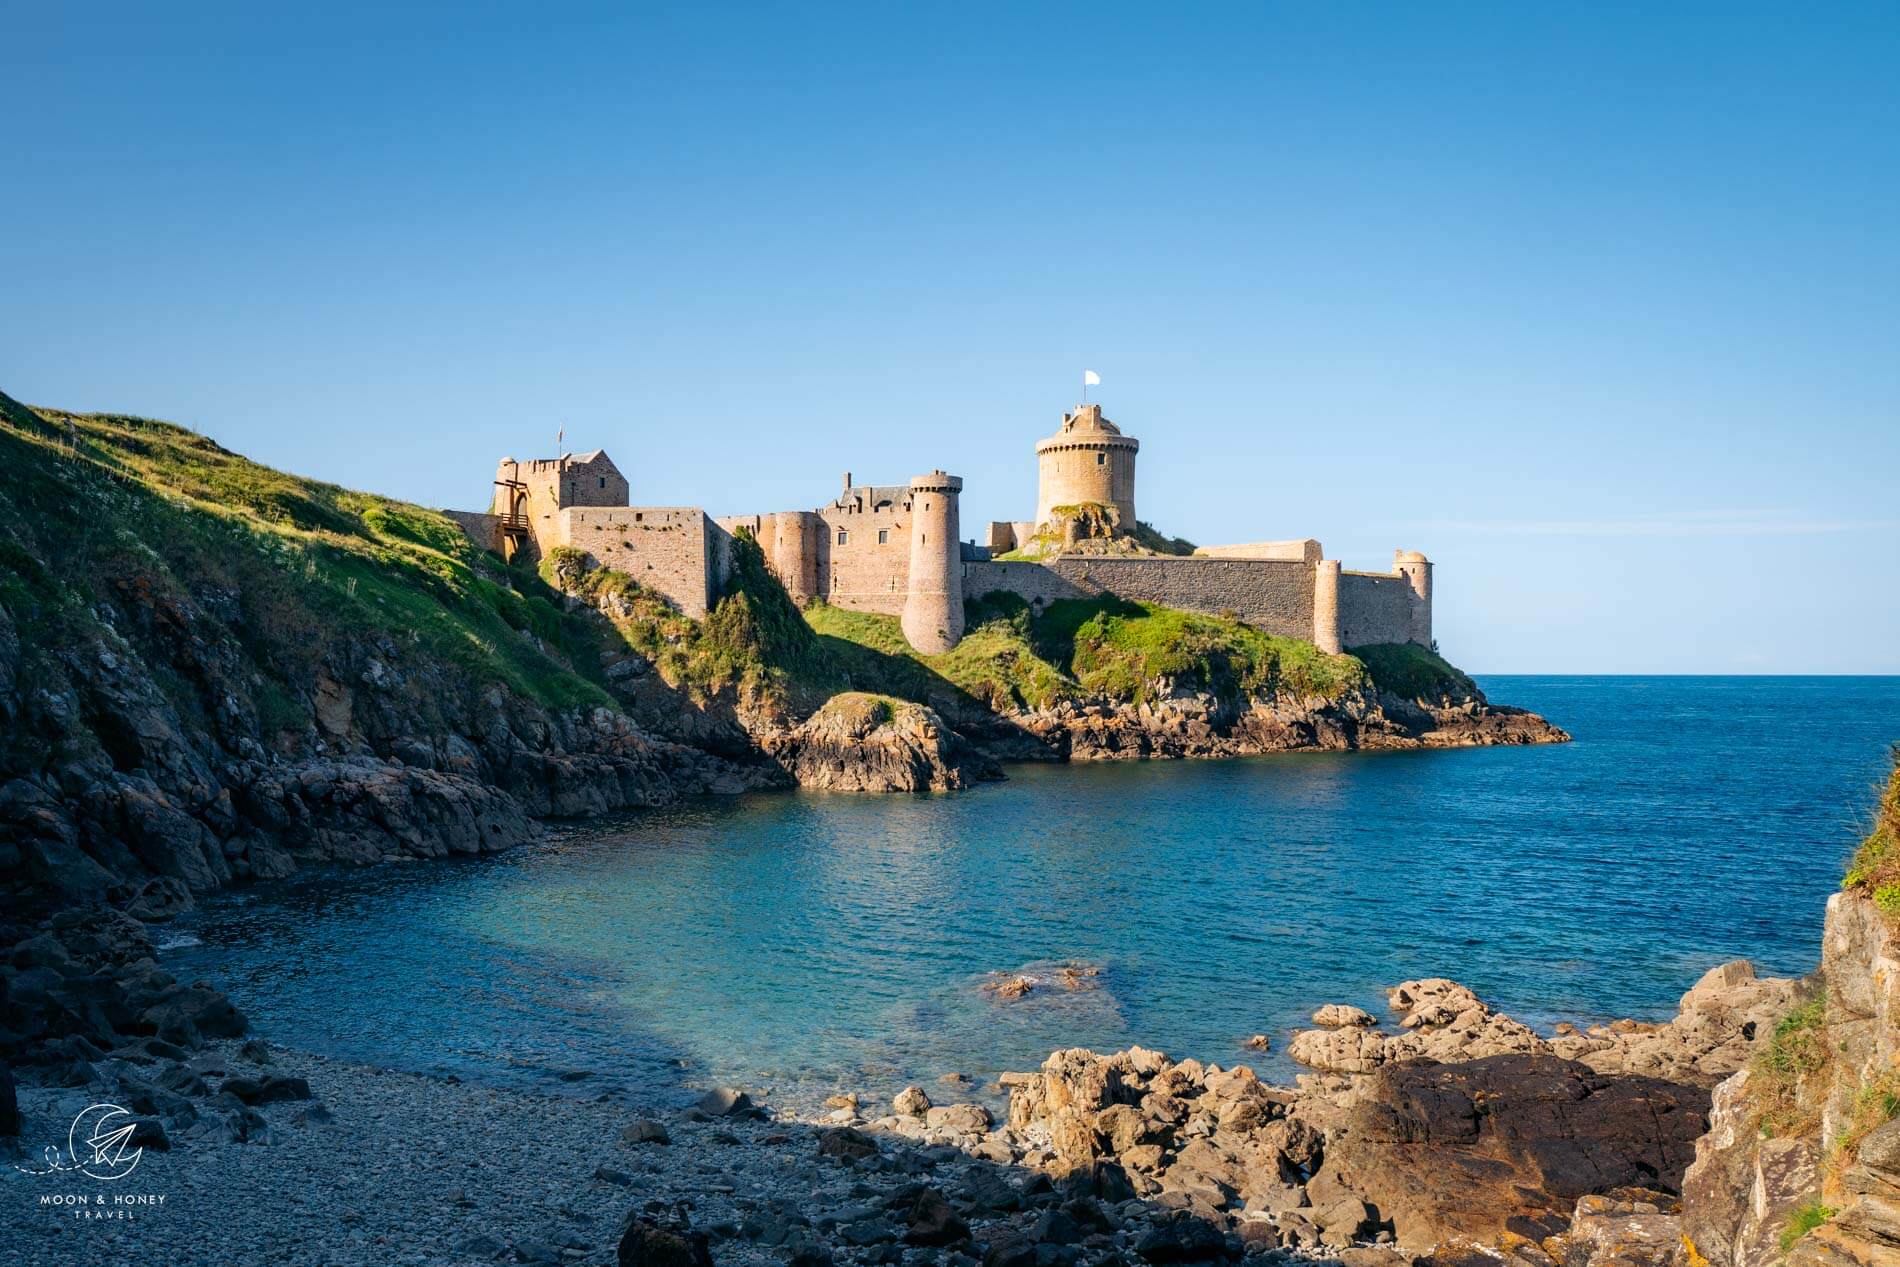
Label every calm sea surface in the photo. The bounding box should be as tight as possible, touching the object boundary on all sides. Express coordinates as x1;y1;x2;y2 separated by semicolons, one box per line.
165;677;1900;1108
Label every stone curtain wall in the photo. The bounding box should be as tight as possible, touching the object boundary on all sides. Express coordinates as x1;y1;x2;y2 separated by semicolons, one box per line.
559;507;715;618
969;558;1316;640
962;561;1090;608
1337;572;1415;647
442;510;502;554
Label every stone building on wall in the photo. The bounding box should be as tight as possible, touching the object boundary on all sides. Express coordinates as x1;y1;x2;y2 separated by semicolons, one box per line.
447;400;1434;656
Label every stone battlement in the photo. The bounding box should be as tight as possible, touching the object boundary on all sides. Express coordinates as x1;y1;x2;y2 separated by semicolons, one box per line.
450;403;1433;655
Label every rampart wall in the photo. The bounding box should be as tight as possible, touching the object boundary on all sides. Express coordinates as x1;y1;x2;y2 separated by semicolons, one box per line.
1337;571;1416;648
558;506;715;618
965;557;1316;640
442;510;502;554
962;561;1089;609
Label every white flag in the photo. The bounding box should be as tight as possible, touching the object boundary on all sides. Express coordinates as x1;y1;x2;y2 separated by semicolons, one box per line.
1083;370;1100;386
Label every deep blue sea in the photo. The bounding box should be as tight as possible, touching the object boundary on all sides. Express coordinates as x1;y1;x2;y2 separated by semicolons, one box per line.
164;677;1900;1109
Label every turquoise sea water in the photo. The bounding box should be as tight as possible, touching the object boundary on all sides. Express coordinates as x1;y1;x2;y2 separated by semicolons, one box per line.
165;677;1900;1108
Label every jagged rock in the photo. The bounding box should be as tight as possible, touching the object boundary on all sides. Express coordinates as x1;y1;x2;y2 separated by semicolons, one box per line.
1131;1210;1228;1262
817;1127;881;1161
1312;1004;1376;1028
1289;968;1794;1093
1550;960;1801;1086
893;1085;932;1117
773;693;1000;792
1682;890;1900;1267
1541;1190;1682;1267
903;1188;970;1245
1308;1053;1710;1252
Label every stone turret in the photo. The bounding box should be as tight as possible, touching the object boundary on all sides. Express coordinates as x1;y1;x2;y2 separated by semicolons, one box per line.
1313;559;1343;655
1396;550;1433;647
1035;404;1139;530
901;471;964;654
771;510;818;604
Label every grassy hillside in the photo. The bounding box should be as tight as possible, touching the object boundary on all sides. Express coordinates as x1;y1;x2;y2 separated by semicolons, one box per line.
0;392;617;772
1843;750;1900;918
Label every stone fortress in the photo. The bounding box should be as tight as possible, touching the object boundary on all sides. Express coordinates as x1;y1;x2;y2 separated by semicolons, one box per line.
447;402;1434;657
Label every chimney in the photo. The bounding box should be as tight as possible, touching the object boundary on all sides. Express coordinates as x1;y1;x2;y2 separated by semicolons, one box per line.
843;471;853;492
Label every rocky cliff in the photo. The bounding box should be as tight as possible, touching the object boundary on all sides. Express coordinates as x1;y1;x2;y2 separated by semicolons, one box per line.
0;394;774;916
1681;756;1900;1266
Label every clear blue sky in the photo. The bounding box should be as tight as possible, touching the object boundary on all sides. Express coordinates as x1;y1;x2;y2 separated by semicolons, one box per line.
6;2;1896;673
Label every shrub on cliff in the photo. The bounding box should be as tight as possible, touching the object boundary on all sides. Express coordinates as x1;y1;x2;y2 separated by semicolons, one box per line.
1351;642;1481;706
543;529;826;706
1843;748;1900;919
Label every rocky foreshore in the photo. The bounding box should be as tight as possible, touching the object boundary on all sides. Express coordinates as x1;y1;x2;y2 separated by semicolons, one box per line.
991;690;1566;764
0;896;1789;1267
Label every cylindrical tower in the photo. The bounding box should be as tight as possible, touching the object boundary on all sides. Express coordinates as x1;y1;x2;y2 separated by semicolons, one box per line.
901;471;964;654
1313;559;1343;655
1396;550;1433;648
771;511;817;604
1034;404;1139;529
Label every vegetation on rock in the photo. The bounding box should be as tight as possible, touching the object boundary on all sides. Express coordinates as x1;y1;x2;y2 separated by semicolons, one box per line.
540;529;823;707
1842;748;1900;918
994;502;1195;560
810;593;1370;711
1752;994;1830;1137
0;391;617;772
1351;643;1480;706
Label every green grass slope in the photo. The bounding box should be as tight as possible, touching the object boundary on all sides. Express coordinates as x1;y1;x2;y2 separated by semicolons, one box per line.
0;391;617;773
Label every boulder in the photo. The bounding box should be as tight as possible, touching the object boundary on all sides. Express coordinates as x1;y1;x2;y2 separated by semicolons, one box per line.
776;694;998;793
816;1127;880;1162
695;1086;753;1117
617;1217;713;1267
1312;1004;1376;1028
1306;1053;1710;1252
622;1119;671;1145
924;1103;991;1134
892;1085;931;1118
903;1187;970;1246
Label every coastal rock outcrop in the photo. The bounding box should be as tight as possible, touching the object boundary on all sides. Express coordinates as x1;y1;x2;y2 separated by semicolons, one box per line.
1681;892;1900;1267
1305;1053;1710;1251
0;904;250;1093
991;1040;1710;1258
1289;966;1797;1094
1006;687;1566;764
767;693;999;793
